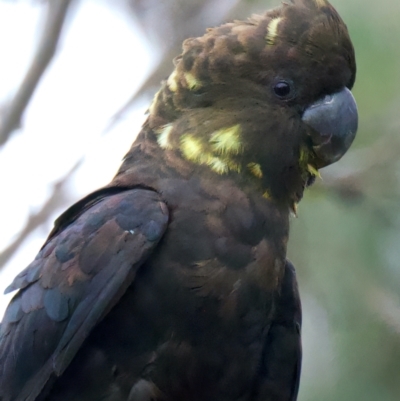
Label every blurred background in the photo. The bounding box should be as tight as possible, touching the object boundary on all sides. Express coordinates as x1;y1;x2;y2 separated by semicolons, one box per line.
0;0;399;399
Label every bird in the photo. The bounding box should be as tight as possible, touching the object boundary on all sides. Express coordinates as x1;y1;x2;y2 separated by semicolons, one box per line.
0;0;357;400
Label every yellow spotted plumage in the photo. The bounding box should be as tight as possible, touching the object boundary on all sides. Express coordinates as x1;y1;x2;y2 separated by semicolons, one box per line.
314;0;328;8
307;164;321;178
178;129;243;175
148;90;160;115
263;190;272;200
207;157;229;174
248;163;263;179
180;134;204;161
156;124;174;149
184;72;202;90
167;70;179;92
210;125;242;155
266;17;283;45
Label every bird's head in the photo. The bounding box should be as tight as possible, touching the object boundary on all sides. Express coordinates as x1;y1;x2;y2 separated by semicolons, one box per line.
144;0;357;210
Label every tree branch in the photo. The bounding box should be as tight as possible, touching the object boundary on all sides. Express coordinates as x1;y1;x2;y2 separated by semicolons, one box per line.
0;0;74;148
0;161;81;271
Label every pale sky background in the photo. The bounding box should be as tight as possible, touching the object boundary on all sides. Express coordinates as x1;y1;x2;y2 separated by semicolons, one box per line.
0;0;156;318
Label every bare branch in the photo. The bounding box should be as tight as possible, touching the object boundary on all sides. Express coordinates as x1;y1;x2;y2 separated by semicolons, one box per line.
0;160;81;271
0;0;74;148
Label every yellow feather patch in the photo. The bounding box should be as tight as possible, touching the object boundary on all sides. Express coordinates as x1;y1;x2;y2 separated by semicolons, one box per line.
299;146;310;165
290;202;298;218
248;162;263;179
180;135;240;175
156;124;174;149
180;130;243;175
210;125;242;155
167;70;179;92
307;164;322;178
263;190;272;200
207;157;229;174
226;159;241;173
184;72;202;90
208;157;241;174
314;0;327;8
265;17;283;45
148;90;160;115
180;134;204;161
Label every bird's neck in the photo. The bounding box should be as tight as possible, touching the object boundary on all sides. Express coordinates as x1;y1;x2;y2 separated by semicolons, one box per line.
113;127;310;216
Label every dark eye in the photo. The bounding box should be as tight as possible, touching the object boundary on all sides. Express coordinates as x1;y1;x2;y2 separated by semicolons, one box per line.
273;80;295;100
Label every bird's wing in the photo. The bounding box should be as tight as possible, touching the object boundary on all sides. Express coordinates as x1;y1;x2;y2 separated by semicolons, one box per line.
253;260;302;401
0;188;169;401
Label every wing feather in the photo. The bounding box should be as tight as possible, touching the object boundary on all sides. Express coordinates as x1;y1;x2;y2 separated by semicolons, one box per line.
0;188;169;401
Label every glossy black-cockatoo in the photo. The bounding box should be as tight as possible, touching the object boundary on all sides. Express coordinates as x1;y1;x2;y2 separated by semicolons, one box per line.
0;0;357;400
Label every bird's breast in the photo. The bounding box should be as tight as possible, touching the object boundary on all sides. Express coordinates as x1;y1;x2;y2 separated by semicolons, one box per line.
125;184;290;400
88;176;290;401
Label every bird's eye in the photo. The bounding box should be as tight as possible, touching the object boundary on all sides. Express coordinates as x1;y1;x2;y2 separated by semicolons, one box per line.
273;80;294;100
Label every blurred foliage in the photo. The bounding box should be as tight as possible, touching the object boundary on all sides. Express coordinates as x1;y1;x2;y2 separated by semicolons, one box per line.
288;1;400;400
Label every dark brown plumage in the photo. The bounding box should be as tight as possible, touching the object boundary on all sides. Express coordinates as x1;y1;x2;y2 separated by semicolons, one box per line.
0;1;357;400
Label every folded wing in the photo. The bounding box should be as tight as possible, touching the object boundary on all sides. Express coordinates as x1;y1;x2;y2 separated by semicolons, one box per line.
0;188;169;401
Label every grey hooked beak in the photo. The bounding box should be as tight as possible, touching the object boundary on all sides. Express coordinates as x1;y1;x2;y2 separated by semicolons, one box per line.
302;87;358;168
